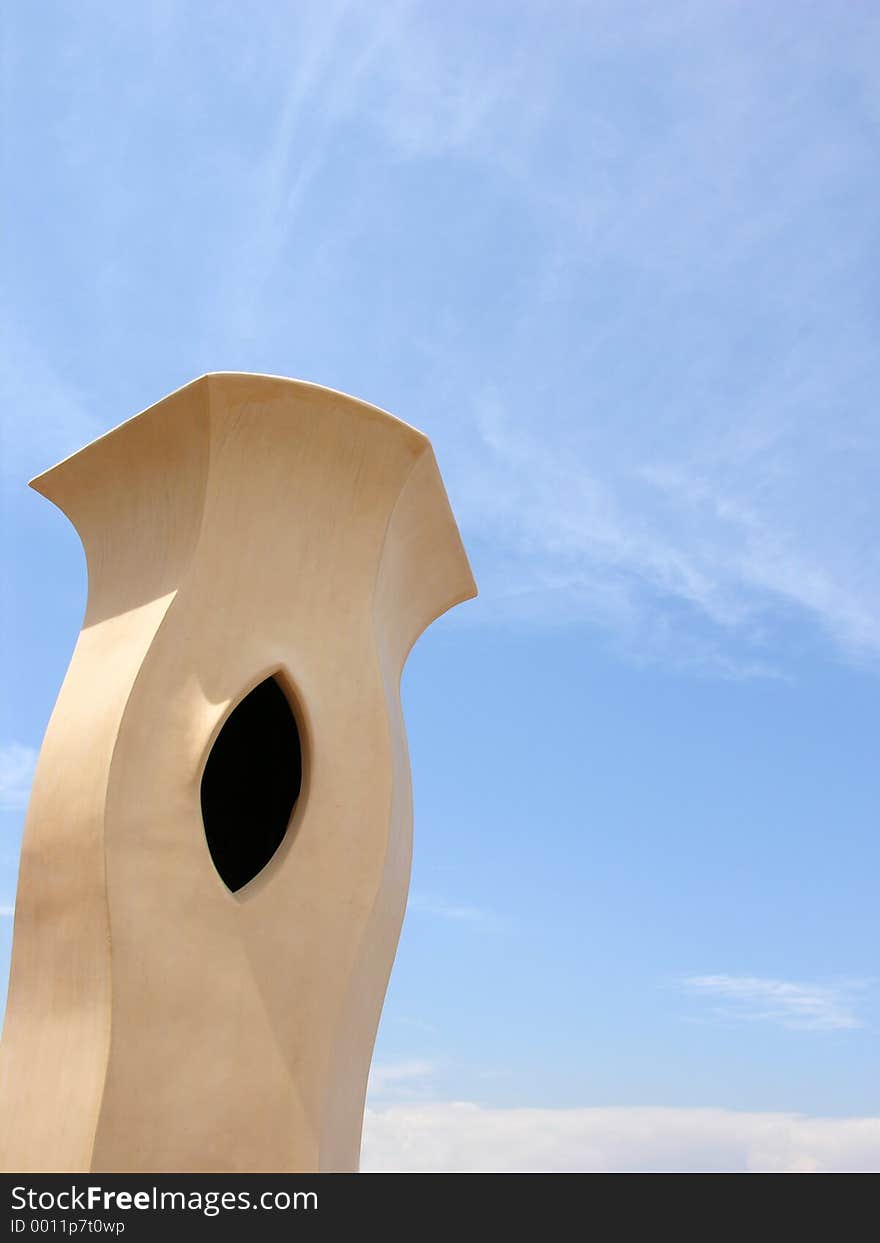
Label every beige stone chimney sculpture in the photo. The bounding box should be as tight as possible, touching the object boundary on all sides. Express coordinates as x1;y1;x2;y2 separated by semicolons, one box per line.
0;373;476;1173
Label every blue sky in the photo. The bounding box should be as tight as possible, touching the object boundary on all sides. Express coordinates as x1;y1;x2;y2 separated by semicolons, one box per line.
2;2;880;1171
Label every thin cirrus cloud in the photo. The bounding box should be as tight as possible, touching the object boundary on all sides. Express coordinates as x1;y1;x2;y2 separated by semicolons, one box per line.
460;390;880;676
367;1060;437;1101
0;743;37;813
361;1102;880;1173
683;975;866;1032
407;893;506;933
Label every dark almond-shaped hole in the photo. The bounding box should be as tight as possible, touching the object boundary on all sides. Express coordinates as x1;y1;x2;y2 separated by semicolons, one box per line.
201;676;302;892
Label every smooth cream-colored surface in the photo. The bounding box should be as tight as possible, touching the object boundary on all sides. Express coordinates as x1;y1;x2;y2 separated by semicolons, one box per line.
0;374;476;1173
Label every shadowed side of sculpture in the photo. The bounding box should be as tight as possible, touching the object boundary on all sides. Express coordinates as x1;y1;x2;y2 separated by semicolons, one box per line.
0;373;476;1173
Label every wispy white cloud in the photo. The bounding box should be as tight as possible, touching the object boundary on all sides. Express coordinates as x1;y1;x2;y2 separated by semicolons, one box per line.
367;1059;438;1105
391;1015;438;1035
408;892;506;932
362;1102;880;1172
0;743;37;813
0;904;14;918
369;1059;436;1089
683;975;866;1032
365;10;546;165
210;0;412;345
454;354;880;673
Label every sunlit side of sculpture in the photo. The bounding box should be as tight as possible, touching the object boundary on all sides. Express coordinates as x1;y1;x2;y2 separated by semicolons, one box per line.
0;373;476;1173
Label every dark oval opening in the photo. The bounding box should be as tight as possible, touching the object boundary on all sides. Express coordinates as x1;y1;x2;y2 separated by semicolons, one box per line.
201;676;303;893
